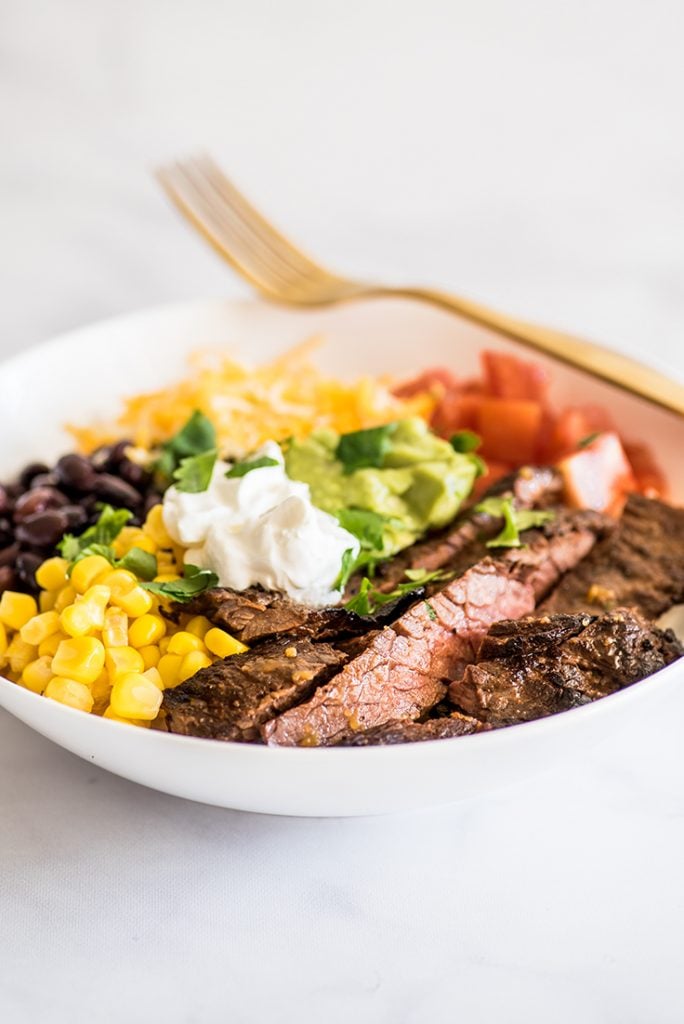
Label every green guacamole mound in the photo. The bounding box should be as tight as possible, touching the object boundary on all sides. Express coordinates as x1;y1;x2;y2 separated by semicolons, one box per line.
284;417;480;560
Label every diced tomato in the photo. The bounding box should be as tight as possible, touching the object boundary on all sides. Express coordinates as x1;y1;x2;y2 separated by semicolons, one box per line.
557;432;636;515
548;405;616;460
622;442;668;499
476;398;544;464
432;393;482;436
481;351;550;401
393;367;460;399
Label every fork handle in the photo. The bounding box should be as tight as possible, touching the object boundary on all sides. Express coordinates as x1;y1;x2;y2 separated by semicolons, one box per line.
375;286;683;417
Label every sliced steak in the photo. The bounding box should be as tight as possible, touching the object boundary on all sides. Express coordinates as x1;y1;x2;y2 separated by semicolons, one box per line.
339;712;488;746
372;465;563;590
450;608;683;727
539;493;684;619
175;583;423;645
263;509;610;747
159;638;347;741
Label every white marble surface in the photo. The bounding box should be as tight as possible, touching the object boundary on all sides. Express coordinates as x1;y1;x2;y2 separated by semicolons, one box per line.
1;1;683;1021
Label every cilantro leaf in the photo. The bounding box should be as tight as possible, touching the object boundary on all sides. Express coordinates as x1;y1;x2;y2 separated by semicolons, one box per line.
344;568;449;616
344;577;375;616
142;564;219;602
335;508;387;553
476;496;555;549
423;600;437;621
155;411;217;482
450;430;481;453
225;455;279;479
335;423;397;474
58;504;132;563
334;547;358;591
173;448;217;493
119;547;158;581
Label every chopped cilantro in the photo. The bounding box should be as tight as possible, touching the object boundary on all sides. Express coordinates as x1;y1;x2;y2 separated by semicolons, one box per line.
476;496;555;549
58;504;132;564
344;567;450;616
336;508;387;554
335;423;397;474
142;563;219;602
334;547;358;591
155;410;217;482
225;455;280;478
450;430;481;453
423;600;437;621
118;547;158;581
173;448;217;493
578;432;602;449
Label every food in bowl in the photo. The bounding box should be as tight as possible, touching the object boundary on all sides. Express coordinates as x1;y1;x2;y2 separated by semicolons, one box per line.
0;342;682;746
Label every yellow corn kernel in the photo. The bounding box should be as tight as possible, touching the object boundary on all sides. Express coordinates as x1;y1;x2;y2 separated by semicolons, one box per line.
38;632;66;658
91;670;112;713
138;644;160;670
157;652;182;688
39;590;58;612
128;613;166;648
111;585;153;618
52;636;105;685
204;627;248;658
0;591;38;631
100;567;136;595
21;656;54;694
143;666;163;690
44;677;94;712
70;555;113;595
158;636;171;655
105;645;144;679
103;705;150;727
0;621;8;658
54;585;77;613
186;615;212;639
60;585;110;637
7;635;38;675
142;504;172;548
167;631;205;656
20;610;61;646
112;526;156;558
153;573;181;584
102;607;128;648
110;671;163;720
178;650;212;683
35;557;69;591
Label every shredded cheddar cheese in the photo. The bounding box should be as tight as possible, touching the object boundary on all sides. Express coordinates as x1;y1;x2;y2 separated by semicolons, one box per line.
69;337;435;456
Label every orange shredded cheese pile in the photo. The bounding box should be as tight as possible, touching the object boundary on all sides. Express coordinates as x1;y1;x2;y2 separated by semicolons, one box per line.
69;337;435;456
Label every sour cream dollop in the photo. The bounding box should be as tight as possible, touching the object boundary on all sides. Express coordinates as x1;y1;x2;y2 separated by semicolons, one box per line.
161;442;359;607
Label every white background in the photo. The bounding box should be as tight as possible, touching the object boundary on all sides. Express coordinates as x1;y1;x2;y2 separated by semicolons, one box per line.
1;2;683;1022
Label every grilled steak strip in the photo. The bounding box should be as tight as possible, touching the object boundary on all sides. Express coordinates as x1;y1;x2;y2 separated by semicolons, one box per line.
539;493;684;619
339;712;488;746
177;466;563;642
450;609;683;728
158;638;347;741
371;465;563;590
263;509;610;747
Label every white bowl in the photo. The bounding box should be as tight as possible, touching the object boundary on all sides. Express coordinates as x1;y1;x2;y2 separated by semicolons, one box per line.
0;297;682;816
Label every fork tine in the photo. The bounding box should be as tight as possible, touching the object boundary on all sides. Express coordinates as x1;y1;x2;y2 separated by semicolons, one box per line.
157;161;295;297
194;155;335;285
157;157;338;300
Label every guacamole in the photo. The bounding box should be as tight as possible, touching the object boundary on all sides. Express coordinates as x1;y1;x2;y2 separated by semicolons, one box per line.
285;418;480;561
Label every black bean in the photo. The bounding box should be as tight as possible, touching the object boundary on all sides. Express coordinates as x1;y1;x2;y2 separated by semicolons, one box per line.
29;472;61;489
56;453;98;492
94;474;141;508
61;504;89;530
118;459;151;489
0;517;13;547
0;542;20;568
19;462;50;489
14;487;69;522
0;565;16;592
106;440;133;468
15;552;43;591
16;510;69;548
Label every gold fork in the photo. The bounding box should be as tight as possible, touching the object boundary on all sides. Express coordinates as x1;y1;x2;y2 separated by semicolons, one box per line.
156;155;683;417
